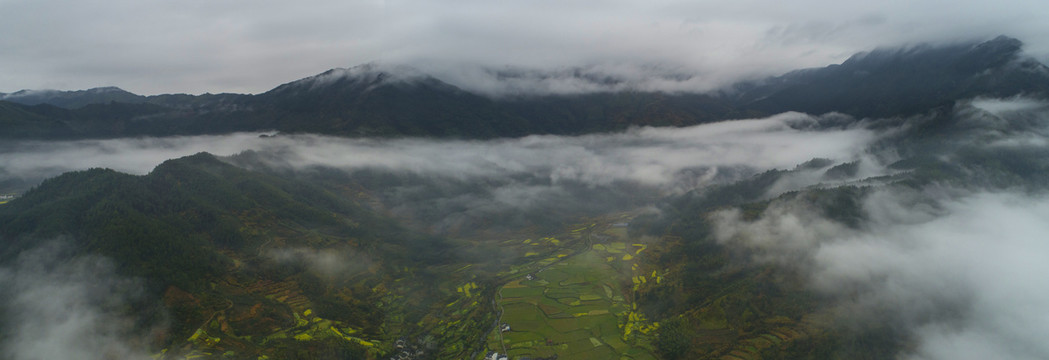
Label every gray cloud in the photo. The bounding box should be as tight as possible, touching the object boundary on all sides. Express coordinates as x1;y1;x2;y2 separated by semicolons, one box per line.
0;132;274;192
1;0;1047;95
0;241;161;360
714;190;1049;359
266;247;373;282
0;97;1045;358
0;111;878;235
0;112;875;194
708;98;1049;359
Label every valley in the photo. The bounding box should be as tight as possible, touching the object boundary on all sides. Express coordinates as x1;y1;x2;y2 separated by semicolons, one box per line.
485;221;659;360
149;204;663;359
2;36;1049;360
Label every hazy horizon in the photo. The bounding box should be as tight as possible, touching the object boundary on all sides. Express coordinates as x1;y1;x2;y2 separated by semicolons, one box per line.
2;1;1048;95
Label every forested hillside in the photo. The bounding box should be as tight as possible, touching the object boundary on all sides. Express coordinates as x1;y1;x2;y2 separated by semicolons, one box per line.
0;153;452;359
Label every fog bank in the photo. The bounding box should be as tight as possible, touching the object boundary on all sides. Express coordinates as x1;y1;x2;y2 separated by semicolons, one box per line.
0;112;876;194
0;242;160;360
709;98;1049;359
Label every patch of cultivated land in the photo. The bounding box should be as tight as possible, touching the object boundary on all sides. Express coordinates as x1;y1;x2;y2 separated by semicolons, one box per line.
488;226;657;359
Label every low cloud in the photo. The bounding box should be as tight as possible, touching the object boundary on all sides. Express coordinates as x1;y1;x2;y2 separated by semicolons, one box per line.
254;112;874;189
712;194;854;265
970;96;1049;115
0;112;875;190
0;112;879;234
845;192;1049;360
714;188;1049;359
707;97;1049;359
0;241;162;360
0;132;274;190
413;63;724;96
266;247;372;281
0;96;1045;358
712;188;1049;360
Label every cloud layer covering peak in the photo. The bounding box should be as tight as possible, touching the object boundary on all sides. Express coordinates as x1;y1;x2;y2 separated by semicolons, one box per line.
1;0;1047;95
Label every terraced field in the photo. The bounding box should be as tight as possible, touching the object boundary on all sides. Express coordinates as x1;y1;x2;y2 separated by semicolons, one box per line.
715;313;830;360
487;226;658;360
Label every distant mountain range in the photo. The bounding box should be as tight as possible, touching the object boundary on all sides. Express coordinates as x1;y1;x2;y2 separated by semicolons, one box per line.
0;86;146;108
4;36;1049;360
2;36;1046;139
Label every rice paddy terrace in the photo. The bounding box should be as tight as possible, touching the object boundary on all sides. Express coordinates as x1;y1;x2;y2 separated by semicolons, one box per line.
484;223;661;359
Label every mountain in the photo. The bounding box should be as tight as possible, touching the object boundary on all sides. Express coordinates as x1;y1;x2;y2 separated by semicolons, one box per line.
0;86;146;109
2;36;1046;140
251;63;532;137
3;38;1049;358
635;99;1049;359
6;97;1044;359
728;36;1049;117
0;151;437;291
0;152;453;358
0;100;174;139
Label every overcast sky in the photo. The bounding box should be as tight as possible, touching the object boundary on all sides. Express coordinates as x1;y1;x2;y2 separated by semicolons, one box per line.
2;0;1047;95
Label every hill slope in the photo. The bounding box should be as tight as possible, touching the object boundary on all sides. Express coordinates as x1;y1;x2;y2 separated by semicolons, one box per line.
0;152;449;358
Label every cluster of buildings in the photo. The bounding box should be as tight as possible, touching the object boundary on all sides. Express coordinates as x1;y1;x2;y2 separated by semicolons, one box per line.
388;338;426;360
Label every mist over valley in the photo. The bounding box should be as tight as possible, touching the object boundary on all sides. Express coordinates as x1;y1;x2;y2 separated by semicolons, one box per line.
2;34;1049;360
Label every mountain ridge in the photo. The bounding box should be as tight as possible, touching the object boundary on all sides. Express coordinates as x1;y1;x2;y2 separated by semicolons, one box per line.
0;86;147;109
2;36;1046;139
728;35;1049;117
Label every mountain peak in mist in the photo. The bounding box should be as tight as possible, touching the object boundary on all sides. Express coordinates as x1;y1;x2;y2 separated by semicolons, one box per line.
2;35;1048;140
467;65;700;96
264;62;452;96
730;35;1049;118
251;62;522;137
840;35;1024;73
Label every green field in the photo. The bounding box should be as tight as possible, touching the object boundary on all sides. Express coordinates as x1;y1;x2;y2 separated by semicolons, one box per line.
487;238;657;360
